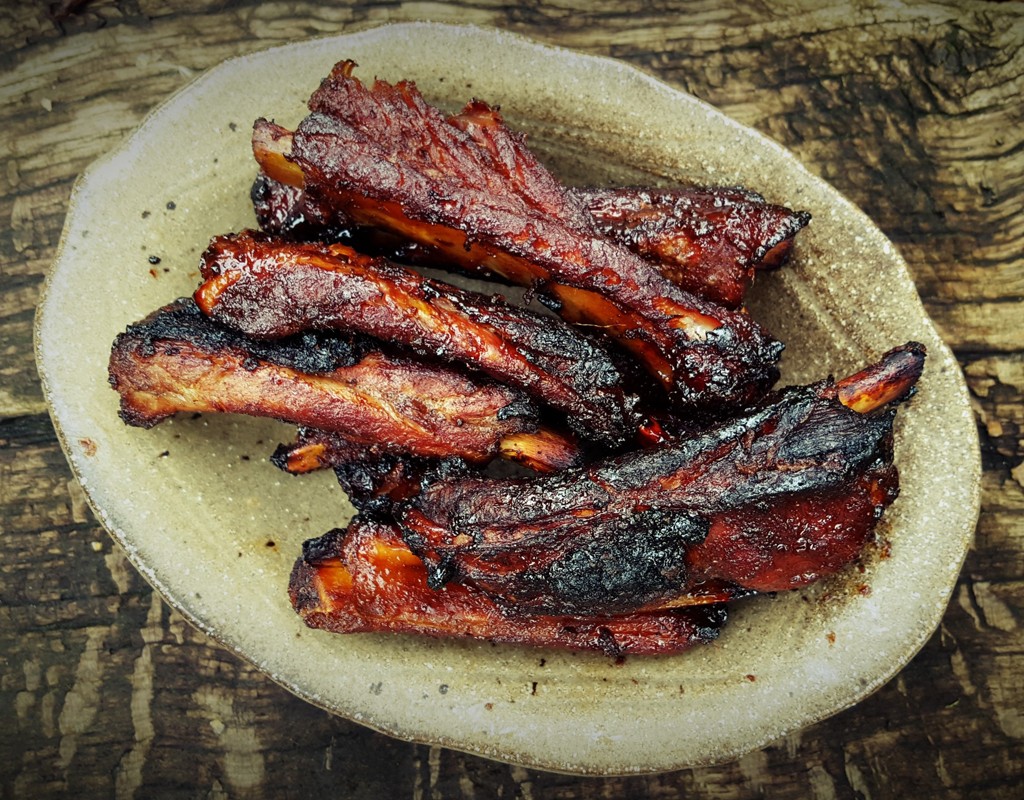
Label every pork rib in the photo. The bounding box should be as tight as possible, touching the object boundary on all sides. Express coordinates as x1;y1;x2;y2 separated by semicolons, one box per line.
289;518;728;656
251;173;809;309
577;187;810;308
108;298;577;468
399;343;925;615
194;230;639;445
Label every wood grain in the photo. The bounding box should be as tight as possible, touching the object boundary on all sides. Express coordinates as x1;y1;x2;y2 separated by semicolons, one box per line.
2;1;1021;797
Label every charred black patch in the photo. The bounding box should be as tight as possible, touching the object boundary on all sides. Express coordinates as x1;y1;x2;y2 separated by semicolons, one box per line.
117;298;369;374
690;604;729;642
521;509;709;615
301;528;345;564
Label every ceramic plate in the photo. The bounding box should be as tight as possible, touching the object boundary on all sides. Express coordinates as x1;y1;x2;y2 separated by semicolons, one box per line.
36;22;980;774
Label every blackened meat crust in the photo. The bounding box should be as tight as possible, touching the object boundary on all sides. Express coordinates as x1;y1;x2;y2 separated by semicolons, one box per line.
288;519;727;657
268;61;782;411
107;298;540;463
400;346;924;616
195;230;639;445
119;294;371;374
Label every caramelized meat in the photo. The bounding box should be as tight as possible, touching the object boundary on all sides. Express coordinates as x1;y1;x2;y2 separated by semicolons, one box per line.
400;344;925;615
578;187;811;308
289;518;728;657
252;62;783;411
195;230;639;445
107;56;929;658
108;298;577;467
252;174;809;308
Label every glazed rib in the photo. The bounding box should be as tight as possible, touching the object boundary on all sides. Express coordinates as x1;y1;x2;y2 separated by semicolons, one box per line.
251;62;783;411
195;230;639;445
577;187;811;308
108;298;577;468
251;173;810;308
399;344;925;615
289;518;728;657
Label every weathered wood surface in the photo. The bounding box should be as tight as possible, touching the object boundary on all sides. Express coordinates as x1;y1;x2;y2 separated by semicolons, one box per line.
1;1;1021;796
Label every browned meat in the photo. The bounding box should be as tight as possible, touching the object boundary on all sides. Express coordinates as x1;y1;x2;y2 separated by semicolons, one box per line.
251;62;783;412
289;518;728;657
399;344;925;615
108;298;579;469
578;187;811;308
251;174;809;309
194;230;639;445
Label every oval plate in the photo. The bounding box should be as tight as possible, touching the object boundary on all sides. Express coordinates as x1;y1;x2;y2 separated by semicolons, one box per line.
36;22;980;775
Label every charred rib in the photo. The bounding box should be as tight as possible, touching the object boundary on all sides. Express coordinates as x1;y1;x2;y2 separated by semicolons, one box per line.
289;519;728;657
578;187;811;308
399;344;925;615
252;172;809;309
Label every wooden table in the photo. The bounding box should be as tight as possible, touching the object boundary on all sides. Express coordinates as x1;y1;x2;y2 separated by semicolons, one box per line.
2;2;1021;796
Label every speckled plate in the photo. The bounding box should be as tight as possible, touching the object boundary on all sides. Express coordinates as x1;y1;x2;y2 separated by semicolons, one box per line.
36;22;980;774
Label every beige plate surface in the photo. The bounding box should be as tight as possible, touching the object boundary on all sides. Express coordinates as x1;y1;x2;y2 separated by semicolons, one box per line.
36;22;980;775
